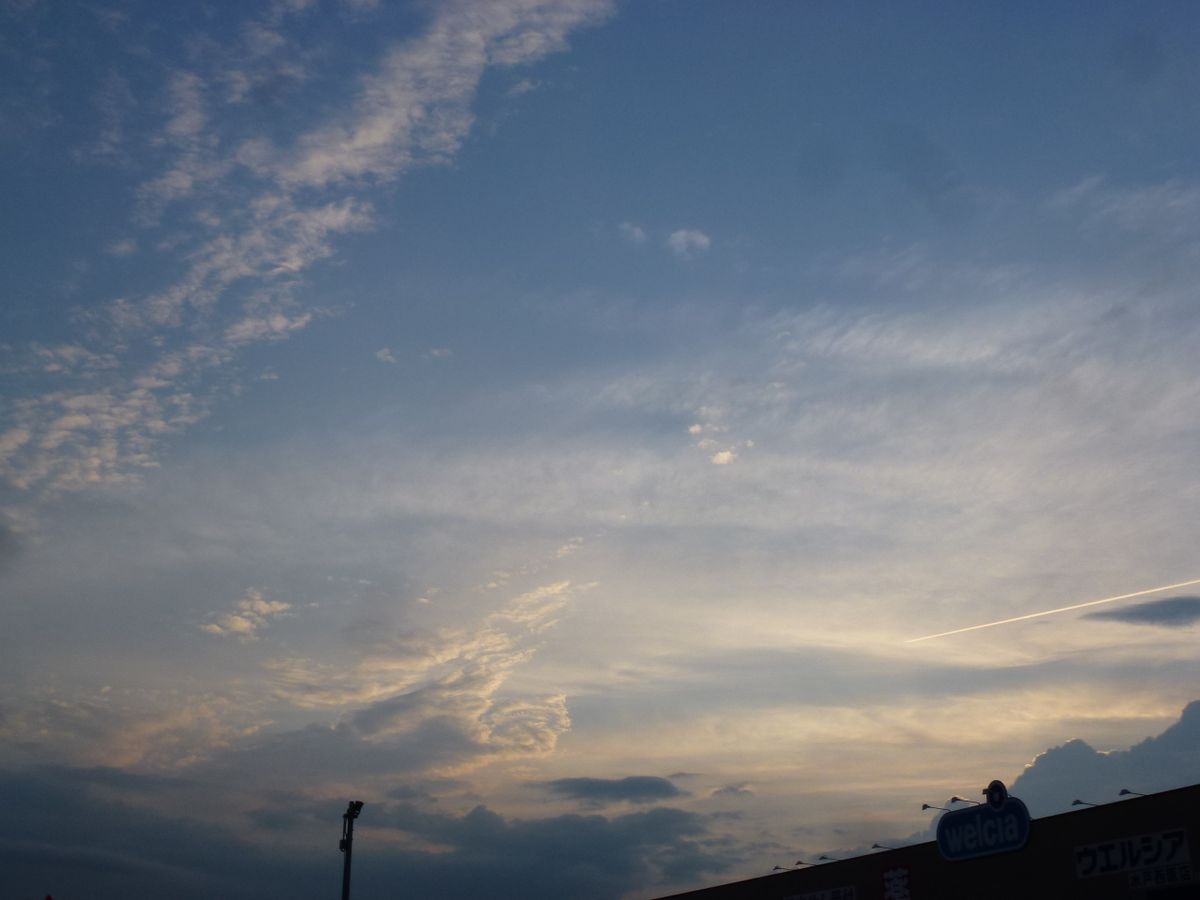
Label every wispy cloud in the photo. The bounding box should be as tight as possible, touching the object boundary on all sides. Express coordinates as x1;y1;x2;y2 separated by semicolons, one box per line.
274;0;614;189
1047;176;1200;236
199;580;593;784
0;562;589;776
1;0;614;497
666;228;711;259
0;688;262;769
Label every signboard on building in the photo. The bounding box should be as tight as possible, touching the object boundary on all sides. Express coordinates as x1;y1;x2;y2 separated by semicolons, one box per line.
1075;827;1193;889
652;782;1200;900
936;780;1031;862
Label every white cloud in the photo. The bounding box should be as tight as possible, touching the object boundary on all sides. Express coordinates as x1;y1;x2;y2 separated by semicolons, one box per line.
1048;176;1200;236
375;347;398;364
162;71;206;141
105;238;138;256
220;18;310;105
619;221;647;244
2;192;373;492
211;580;592;783
266;581;583;713
136;71;230;217
2;1;611;497
710;450;736;465
556;536;583;557
0;428;31;466
35;344;119;373
1010;702;1200;817
666;228;711;259
278;0;615;189
224;311;313;346
201;589;291;642
1;380;211;491
506;77;540;97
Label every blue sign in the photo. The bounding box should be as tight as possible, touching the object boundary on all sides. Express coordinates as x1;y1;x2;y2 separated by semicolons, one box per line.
936;784;1031;861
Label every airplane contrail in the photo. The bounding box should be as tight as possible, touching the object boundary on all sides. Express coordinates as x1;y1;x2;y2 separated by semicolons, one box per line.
905;577;1200;643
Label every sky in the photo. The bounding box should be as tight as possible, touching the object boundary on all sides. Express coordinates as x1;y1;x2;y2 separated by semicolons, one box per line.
2;1;1200;897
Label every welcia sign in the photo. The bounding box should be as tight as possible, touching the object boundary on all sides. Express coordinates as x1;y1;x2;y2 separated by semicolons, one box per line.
936;780;1031;861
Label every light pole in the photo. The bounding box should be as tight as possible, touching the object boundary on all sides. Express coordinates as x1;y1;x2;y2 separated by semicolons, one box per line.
340;800;365;900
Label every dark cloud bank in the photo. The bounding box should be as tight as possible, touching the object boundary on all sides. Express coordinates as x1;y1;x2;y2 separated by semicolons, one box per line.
3;706;1198;898
0;769;734;900
1086;595;1200;627
541;775;685;806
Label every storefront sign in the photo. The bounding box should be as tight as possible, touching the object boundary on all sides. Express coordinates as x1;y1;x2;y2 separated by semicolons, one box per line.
936;780;1031;861
1075;828;1191;885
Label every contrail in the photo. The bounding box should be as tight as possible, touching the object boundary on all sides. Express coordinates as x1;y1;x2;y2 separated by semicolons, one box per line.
905;578;1200;643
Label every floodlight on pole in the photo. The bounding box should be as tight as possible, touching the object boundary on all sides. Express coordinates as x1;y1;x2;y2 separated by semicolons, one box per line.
1119;788;1147;797
1071;799;1098;808
818;855;840;862
872;843;895;851
922;803;950;812
794;860;815;867
950;795;981;805
340;800;365;900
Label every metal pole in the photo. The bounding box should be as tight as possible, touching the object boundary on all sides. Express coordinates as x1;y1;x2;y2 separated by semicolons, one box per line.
341;813;354;900
340;800;363;900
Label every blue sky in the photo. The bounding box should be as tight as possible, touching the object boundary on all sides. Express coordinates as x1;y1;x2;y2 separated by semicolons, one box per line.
2;1;1200;897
